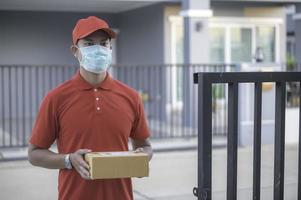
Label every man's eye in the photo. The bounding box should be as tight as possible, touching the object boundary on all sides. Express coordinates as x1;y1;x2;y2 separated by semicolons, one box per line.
101;42;110;47
84;42;94;46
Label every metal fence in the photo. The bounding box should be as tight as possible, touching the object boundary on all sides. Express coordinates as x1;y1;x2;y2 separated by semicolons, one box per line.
193;72;301;200
0;64;235;148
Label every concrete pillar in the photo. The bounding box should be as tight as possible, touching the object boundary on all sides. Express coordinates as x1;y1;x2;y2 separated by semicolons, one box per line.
293;4;301;71
181;0;212;128
181;0;211;63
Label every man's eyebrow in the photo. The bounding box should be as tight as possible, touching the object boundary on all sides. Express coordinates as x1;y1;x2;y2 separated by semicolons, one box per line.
100;38;110;41
82;38;109;42
82;38;93;41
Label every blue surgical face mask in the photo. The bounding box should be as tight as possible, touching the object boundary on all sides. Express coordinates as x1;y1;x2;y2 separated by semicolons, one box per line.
77;45;112;74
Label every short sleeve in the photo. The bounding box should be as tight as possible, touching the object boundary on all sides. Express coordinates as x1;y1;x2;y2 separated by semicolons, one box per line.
130;94;151;140
29;94;59;148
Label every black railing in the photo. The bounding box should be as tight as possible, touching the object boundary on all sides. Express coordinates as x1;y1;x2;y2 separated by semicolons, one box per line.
193;72;301;200
0;65;78;148
0;64;235;148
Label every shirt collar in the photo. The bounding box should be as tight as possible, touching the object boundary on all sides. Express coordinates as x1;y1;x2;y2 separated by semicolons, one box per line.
72;69;115;91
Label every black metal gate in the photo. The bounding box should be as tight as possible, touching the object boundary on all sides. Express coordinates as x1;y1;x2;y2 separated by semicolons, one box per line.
193;72;301;200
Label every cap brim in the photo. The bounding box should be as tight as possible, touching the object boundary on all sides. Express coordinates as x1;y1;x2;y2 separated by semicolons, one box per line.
78;27;116;42
101;28;116;38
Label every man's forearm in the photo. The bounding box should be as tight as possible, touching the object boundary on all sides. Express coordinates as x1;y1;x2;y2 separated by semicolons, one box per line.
28;148;66;169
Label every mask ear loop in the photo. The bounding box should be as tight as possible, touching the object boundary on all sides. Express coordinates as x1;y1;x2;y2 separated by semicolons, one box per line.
74;45;83;63
108;44;113;71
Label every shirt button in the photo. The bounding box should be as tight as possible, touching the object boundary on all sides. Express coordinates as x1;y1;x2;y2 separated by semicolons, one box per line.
96;97;100;101
94;88;98;92
97;107;100;110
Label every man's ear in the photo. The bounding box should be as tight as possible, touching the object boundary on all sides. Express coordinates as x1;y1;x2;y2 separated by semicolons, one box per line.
70;45;78;58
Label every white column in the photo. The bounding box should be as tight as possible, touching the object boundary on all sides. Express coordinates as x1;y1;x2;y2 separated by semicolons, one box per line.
181;0;212;127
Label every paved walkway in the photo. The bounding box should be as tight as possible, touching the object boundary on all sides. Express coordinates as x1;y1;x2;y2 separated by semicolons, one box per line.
0;144;299;200
0;137;227;161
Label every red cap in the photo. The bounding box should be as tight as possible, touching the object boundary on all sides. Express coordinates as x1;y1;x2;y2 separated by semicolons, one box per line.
72;16;116;45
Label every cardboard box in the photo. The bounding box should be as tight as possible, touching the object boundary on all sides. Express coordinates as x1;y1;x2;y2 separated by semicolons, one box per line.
84;151;149;179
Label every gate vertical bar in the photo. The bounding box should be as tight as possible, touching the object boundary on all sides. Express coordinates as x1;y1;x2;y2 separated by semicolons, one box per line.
274;82;286;200
227;82;239;200
298;82;301;200
194;73;212;200
253;82;262;200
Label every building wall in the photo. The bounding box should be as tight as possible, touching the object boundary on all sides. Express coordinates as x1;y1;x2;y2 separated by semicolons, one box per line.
164;3;287;63
212;3;245;17
0;11;119;65
163;3;289;144
117;3;165;65
294;5;301;65
0;3;287;66
286;14;295;34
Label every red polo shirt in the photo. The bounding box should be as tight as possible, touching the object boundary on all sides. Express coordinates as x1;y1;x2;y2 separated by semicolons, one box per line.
29;69;151;200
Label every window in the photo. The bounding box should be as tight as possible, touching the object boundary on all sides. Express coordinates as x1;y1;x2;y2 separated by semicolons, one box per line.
209;18;280;64
231;27;252;63
209;27;226;63
256;26;276;62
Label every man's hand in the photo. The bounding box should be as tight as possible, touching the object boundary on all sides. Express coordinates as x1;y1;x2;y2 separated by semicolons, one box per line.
70;149;92;180
133;147;144;153
131;138;153;161
133;146;153;162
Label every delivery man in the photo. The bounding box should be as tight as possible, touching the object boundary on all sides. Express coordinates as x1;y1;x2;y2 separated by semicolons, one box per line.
27;16;153;200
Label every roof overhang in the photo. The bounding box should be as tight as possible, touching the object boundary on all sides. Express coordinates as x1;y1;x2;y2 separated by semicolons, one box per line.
212;0;301;3
0;0;178;13
0;0;298;13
